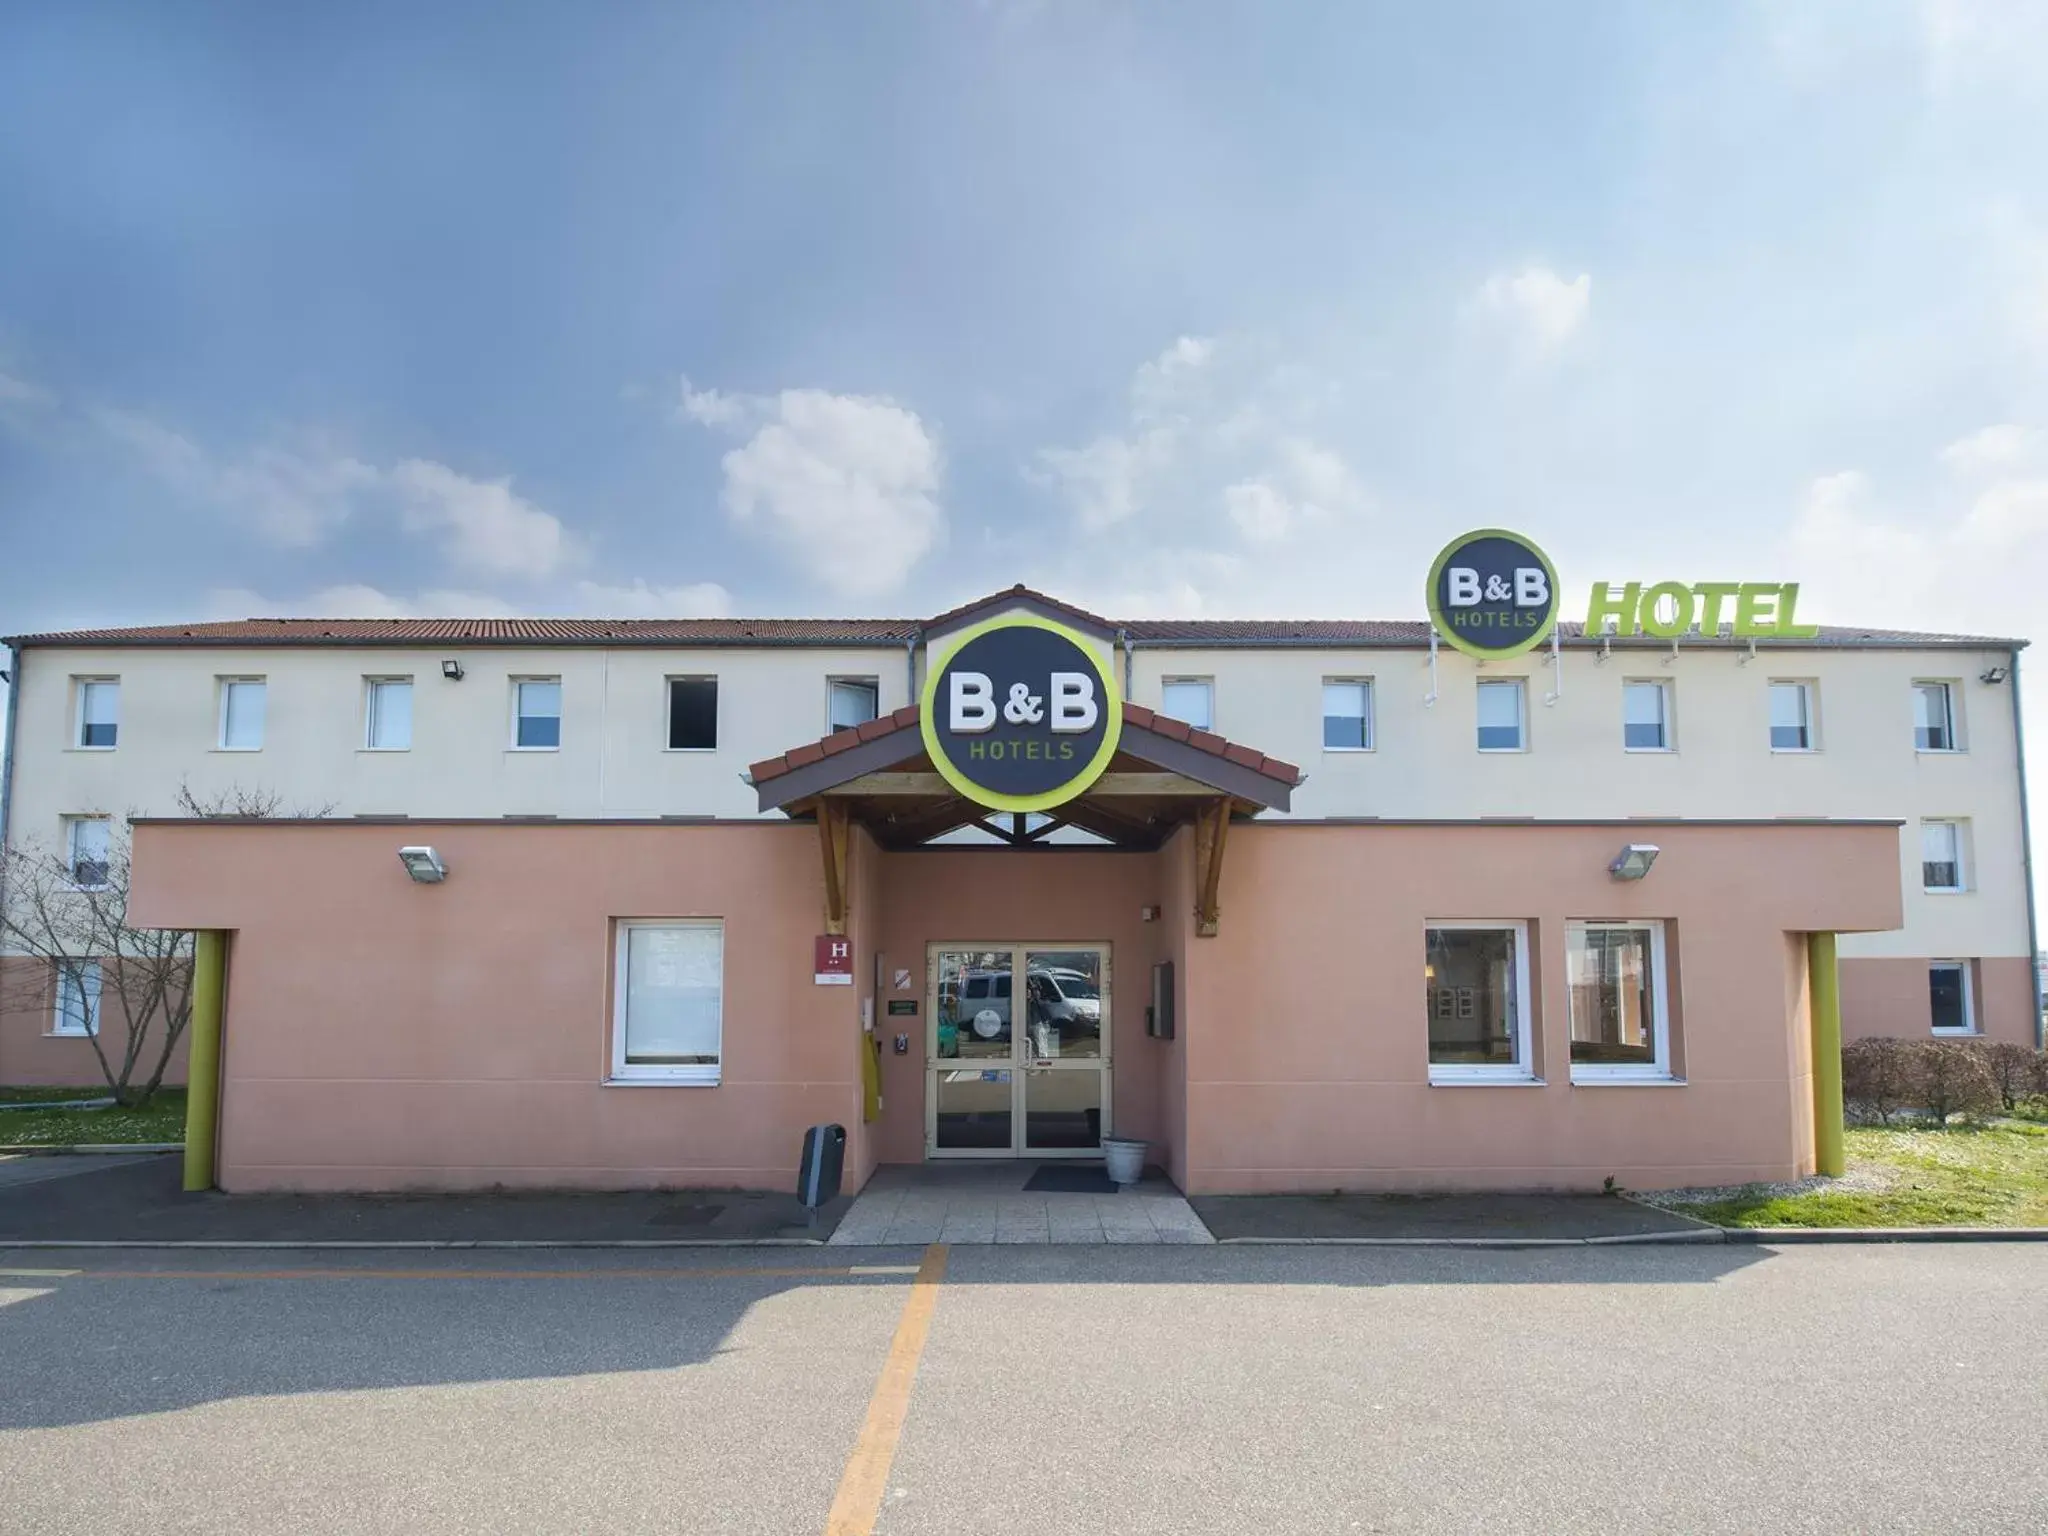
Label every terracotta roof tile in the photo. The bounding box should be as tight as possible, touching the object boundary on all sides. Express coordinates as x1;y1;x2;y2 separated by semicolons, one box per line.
1150;715;1193;743
1222;743;1265;770
819;728;859;756
784;741;826;770
1259;754;1304;784
1123;703;1158;729
854;715;897;742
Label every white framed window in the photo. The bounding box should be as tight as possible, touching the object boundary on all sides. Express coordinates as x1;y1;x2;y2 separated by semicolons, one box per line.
828;677;880;733
610;920;724;1084
667;677;719;751
75;678;119;750
1929;961;1976;1036
1476;678;1526;752
1913;681;1959;752
363;678;414;751
1160;678;1213;731
52;960;101;1037
511;677;562;750
1567;921;1672;1081
1322;679;1374;751
1920;819;1966;893
1769;680;1816;752
1622;680;1672;752
64;816;112;890
1424;921;1535;1083
217;677;266;751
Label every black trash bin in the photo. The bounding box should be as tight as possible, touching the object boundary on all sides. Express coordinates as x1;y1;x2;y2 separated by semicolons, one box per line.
798;1123;847;1214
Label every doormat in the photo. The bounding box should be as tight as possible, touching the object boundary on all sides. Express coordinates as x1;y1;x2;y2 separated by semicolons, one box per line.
1023;1165;1118;1194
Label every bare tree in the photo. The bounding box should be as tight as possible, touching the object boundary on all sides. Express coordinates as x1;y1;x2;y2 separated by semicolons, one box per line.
0;782;333;1106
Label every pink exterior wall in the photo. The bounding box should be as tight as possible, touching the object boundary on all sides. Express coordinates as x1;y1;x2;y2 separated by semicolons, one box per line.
1173;821;1902;1194
129;821;868;1193
868;848;1174;1167
0;956;192;1089
1840;955;2041;1048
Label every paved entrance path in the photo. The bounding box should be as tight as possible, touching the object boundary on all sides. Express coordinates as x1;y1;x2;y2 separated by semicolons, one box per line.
829;1161;1213;1245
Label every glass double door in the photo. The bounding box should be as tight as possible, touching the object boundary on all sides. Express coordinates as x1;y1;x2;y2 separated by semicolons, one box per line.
927;945;1110;1158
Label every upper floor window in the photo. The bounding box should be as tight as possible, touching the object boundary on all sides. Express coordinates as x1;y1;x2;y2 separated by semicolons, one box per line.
668;677;718;751
828;677;880;733
1567;921;1671;1081
1160;678;1213;731
1476;679;1525;752
52;959;101;1038
1322;680;1374;751
1913;681;1959;752
1769;680;1816;751
1929;961;1975;1035
75;678;118;749
512;678;562;750
218;677;266;751
364;678;414;751
65;816;111;890
1622;680;1672;752
1920;819;1966;893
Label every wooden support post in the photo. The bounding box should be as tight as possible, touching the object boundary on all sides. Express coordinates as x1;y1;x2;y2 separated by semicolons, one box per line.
818;800;850;936
1193;801;1230;938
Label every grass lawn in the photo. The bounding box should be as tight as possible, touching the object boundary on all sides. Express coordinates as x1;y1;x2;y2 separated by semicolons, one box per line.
0;1087;187;1148
1668;1118;2048;1228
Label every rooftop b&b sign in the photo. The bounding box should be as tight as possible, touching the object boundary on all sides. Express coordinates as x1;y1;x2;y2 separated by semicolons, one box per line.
920;615;1124;813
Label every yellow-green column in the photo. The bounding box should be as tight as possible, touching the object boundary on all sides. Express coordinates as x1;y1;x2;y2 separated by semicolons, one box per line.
183;930;226;1192
1807;931;1844;1178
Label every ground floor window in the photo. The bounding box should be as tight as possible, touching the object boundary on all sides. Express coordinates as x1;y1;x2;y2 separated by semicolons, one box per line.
1567;921;1672;1080
611;920;724;1083
1929;961;1975;1035
52;959;101;1037
1424;921;1533;1082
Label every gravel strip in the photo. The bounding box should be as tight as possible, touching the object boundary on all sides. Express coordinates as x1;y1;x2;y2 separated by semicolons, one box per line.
1634;1163;1900;1208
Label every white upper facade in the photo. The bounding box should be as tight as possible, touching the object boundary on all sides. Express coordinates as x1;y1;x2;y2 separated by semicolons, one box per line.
3;590;2033;961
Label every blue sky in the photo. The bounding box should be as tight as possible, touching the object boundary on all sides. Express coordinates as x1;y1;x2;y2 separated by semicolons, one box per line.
2;2;2044;656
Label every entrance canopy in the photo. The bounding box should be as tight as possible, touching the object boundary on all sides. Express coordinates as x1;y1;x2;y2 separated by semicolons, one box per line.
749;701;1301;851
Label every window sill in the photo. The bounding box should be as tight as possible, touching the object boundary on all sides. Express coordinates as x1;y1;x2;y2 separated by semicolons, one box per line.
1427;1073;1544;1088
211;746;263;754
45;1031;98;1040
1914;748;1966;757
1571;1073;1685;1087
662;747;719;755
1931;1028;1980;1038
605;1073;721;1088
1770;747;1820;755
357;747;412;754
507;746;561;754
1475;747;1527;755
1922;888;1969;897
1623;747;1675;755
67;746;118;753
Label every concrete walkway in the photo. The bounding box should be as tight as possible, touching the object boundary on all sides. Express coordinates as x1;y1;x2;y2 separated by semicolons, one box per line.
828;1161;1214;1245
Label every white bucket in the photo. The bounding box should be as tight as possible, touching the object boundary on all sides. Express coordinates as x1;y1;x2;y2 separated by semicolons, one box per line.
1101;1136;1147;1186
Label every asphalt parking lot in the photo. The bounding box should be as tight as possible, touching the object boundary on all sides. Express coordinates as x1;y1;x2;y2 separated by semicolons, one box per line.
2;1243;2043;1535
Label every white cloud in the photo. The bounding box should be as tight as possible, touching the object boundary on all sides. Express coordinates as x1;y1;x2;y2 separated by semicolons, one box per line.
1962;479;2048;545
1222;437;1366;545
1033;336;1225;531
709;388;944;599
1223;479;1295;543
1941;423;2039;476
677;375;751;429
205;584;524;619
94;408;378;547
1470;266;1592;353
1130;335;1215;423
0;369;55;410
568;578;733;617
389;458;581;581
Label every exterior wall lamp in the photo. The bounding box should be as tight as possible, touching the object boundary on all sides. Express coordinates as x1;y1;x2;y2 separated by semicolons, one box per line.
1980;665;2009;684
441;659;465;681
398;846;448;883
1609;843;1659;881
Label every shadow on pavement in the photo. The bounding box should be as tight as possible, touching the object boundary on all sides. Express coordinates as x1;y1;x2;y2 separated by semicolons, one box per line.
1192;1191;1712;1242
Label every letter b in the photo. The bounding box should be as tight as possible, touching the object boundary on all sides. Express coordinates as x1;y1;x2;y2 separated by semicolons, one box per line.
1049;672;1098;732
1447;568;1481;606
1514;567;1549;607
950;671;995;733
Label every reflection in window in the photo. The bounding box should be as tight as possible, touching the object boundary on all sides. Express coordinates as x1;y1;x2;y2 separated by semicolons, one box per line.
1568;923;1669;1077
1424;924;1530;1077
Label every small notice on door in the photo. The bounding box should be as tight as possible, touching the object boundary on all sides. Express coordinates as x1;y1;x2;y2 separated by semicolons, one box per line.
892;968;913;992
887;999;918;1016
814;936;853;985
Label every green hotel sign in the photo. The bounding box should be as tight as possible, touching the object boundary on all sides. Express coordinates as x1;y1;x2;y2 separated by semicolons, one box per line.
1426;529;1818;651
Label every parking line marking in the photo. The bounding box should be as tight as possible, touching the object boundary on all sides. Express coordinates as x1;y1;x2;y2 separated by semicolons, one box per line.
0;1267;80;1278
825;1241;948;1536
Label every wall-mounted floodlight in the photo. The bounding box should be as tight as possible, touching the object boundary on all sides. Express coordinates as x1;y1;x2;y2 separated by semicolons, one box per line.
1980;665;2009;685
398;846;447;883
441;659;465;681
1609;843;1659;881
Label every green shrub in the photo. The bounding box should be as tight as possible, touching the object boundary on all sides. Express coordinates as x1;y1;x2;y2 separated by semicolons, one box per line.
1974;1041;2048;1114
1842;1037;1916;1125
1910;1039;2001;1125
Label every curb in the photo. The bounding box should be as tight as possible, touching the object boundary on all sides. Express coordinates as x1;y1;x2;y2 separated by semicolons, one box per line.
1721;1226;2048;1244
0;1145;182;1157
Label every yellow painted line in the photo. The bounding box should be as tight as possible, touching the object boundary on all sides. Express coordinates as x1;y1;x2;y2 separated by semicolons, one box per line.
63;1264;886;1283
825;1242;949;1536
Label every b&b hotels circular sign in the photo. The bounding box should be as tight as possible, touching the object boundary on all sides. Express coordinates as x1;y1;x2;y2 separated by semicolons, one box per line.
1425;528;1561;660
919;615;1124;813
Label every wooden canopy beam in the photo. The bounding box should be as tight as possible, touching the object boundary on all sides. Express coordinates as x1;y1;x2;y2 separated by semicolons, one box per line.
1193;799;1230;938
830;771;1226;798
817;799;850;935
